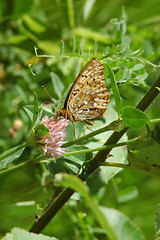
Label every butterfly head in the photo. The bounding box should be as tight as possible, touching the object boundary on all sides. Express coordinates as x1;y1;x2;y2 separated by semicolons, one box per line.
57;109;64;117
56;100;66;118
57;108;76;122
57;108;68;119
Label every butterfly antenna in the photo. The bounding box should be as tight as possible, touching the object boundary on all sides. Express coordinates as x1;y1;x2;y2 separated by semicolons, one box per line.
60;99;63;110
42;86;55;104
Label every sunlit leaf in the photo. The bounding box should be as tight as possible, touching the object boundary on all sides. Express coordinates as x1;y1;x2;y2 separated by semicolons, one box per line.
32;92;39;128
55;173;89;199
23;105;34;121
130;63;144;71
54;173;118;240
0;144;25;171
121;106;149;129
2;227;57;240
34;124;49;137
100;207;145;240
22;14;46;33
117;186;138;203
128;141;160;177
51;72;64;98
83;0;96;20
104;63;122;116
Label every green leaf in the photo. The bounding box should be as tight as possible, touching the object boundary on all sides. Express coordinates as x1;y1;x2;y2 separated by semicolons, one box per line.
8;35;28;44
32;92;39;128
45;158;65;178
84;107;127;194
64;145;93;174
24;105;52;123
87;136;127;194
64;159;81;174
117;186;138;203
23;105;34;121
122;68;131;80
2;227;57;240
83;0;96;20
135;72;148;83
54;173;118;240
55;173;89;199
65;121;84;141
89;201;118;240
0;144;26;171
121;7;127;34
22;14;46;33
74;122;85;139
121;106;149;129
37;40;60;54
51;72;64;98
155;204;160;237
104;63;122;116
131;63;144;71
128;141;160;177
34;124;49;137
64;123;74;141
100;207;145;240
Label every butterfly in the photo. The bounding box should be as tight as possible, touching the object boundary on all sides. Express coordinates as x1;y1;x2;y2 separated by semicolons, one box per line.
57;58;110;129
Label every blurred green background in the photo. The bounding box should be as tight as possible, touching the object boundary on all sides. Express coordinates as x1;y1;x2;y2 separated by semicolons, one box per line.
0;0;160;239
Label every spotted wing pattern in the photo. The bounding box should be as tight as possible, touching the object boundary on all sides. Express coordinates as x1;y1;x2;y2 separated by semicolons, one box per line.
62;58;110;124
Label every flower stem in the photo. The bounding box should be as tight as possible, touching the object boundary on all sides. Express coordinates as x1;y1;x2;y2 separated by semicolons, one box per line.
63;137;140;156
99;162;131;169
62;119;124;148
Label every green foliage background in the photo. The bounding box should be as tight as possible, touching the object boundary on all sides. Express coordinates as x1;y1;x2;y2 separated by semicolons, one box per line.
0;0;160;239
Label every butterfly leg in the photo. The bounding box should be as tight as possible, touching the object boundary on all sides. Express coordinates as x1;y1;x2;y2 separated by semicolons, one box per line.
81;121;94;132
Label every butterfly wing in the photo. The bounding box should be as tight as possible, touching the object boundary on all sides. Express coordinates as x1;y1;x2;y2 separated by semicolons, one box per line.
64;58;110;123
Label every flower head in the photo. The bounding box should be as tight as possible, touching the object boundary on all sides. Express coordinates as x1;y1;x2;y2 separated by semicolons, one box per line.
33;116;69;158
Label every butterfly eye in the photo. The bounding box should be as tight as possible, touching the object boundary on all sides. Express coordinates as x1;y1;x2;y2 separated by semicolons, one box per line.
57;109;62;116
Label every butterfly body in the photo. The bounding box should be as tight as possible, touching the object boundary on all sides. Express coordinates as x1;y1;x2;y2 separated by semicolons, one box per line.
57;58;110;125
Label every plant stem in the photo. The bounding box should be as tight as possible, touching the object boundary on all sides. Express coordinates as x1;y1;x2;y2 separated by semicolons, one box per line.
99;162;131;169
149;118;160;124
87;74;160;174
62;124;110;148
62;119;124;148
63;137;140;156
30;75;160;234
30;187;74;233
